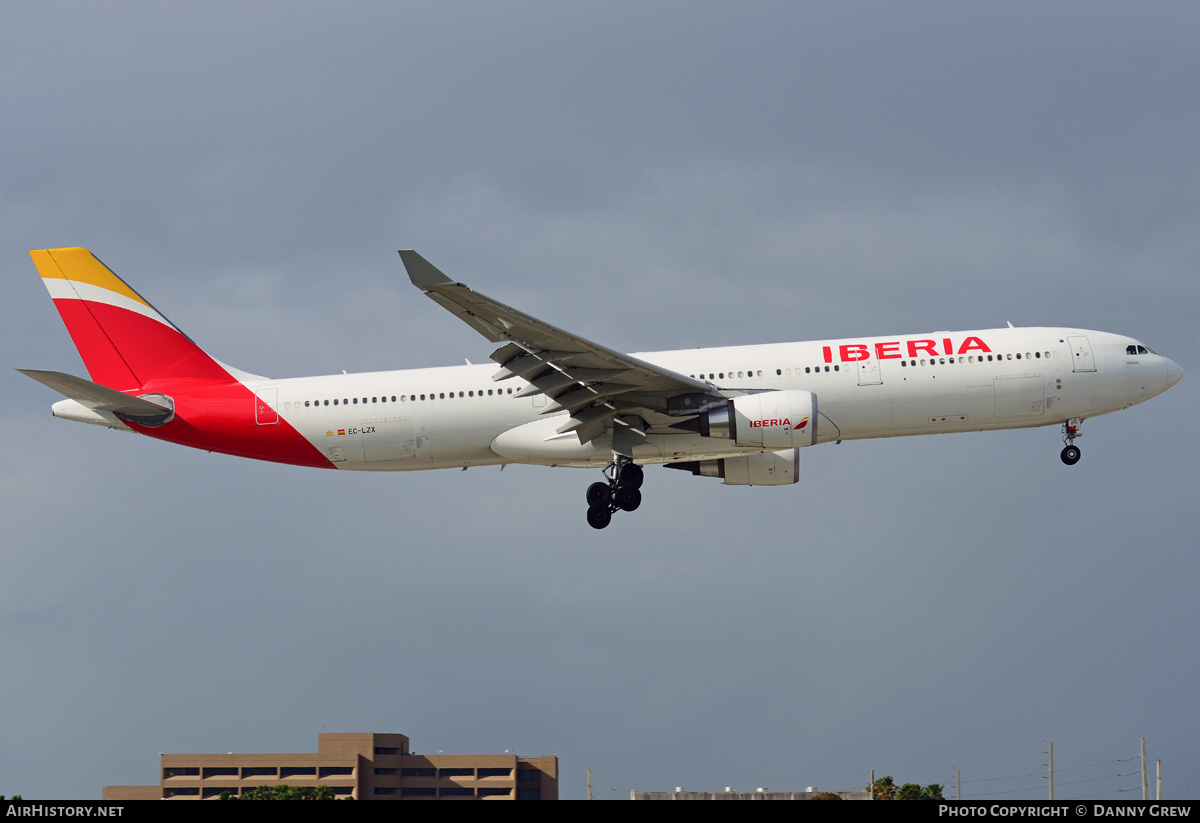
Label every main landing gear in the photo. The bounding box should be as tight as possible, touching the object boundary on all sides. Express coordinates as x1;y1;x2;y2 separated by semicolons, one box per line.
585;458;644;530
1060;418;1083;466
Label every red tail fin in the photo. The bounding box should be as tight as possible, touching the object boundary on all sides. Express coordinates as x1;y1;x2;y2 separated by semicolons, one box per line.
31;248;232;389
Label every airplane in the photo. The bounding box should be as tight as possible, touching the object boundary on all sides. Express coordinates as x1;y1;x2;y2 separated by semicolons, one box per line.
21;247;1184;530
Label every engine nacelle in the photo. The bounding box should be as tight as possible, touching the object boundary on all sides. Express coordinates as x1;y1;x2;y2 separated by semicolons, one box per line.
681;390;817;449
665;449;799;486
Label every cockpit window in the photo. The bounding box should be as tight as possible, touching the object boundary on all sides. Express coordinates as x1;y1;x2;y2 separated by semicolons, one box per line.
1128;344;1154;355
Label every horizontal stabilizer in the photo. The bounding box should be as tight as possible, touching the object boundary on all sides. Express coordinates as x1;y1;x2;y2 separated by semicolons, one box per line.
19;369;173;422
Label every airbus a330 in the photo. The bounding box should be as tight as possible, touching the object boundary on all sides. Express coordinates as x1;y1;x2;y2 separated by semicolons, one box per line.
22;248;1183;529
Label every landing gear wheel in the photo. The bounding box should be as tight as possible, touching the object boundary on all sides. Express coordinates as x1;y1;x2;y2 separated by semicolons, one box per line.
586;482;611;508
587;506;612;530
1060;445;1081;466
614;486;642;512
583;458;647;528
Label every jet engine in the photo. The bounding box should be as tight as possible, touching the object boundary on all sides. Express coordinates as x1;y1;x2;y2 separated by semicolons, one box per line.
672;390;817;449
665;448;799;486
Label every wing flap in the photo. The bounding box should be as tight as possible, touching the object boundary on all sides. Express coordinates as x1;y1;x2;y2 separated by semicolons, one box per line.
514;367;632;399
492;350;586;381
539;383;639;415
556;404;619;434
489;342;526;366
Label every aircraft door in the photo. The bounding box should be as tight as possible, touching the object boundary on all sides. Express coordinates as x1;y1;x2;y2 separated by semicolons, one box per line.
857;355;882;386
254;388;279;425
1068;335;1096;373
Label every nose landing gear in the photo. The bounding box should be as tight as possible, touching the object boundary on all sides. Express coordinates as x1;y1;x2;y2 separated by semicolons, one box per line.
585;458;644;529
1060;418;1083;466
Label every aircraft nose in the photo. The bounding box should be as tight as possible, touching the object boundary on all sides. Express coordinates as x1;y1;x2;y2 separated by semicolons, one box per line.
1164;357;1184;387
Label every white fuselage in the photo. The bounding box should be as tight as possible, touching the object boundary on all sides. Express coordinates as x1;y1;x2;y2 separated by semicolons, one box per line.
255;326;1181;471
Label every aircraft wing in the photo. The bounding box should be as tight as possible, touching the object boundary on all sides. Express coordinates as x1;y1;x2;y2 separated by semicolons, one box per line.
399;251;714;444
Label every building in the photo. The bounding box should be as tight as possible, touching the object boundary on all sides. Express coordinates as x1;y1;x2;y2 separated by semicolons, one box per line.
103;732;557;800
631;788;871;800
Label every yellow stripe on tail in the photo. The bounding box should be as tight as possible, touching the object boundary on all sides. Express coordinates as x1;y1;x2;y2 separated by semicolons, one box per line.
30;248;153;308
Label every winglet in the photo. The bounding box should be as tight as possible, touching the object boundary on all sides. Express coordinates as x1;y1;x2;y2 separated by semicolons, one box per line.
398;250;455;288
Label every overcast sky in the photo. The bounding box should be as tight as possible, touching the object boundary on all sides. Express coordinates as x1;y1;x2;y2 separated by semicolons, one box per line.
2;2;1197;801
